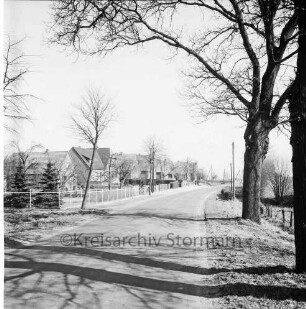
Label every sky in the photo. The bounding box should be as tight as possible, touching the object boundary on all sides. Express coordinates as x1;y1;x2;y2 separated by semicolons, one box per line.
3;1;292;177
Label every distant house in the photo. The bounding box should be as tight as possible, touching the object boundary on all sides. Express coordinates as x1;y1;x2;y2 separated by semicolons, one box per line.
4;149;67;191
61;147;110;190
173;161;198;182
117;154;176;185
27;150;67;188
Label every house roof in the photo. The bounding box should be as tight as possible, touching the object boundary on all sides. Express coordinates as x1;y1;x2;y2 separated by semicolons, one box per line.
71;147;110;170
26;151;67;174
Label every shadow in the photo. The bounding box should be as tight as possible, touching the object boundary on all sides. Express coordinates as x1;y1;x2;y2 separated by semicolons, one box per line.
204;217;241;221
6;244;293;276
5;259;306;301
104;213;205;222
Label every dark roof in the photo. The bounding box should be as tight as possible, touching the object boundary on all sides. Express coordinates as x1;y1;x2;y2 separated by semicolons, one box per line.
71;147;110;170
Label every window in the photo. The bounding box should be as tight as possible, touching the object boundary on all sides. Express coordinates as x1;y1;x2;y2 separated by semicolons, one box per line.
156;172;162;180
91;170;102;182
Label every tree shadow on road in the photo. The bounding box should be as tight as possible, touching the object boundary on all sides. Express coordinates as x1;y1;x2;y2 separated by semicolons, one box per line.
5;244;306;303
6;244;292;276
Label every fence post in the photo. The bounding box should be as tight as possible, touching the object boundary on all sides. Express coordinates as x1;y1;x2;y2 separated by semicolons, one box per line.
29;189;32;208
58;190;61;208
282;209;285;224
290;211;293;227
270;205;272;217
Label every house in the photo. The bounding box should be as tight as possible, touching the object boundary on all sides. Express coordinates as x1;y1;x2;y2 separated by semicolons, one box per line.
173;160;198;182
61;147;110;190
4;149;67;191
27;150;67;188
116;153;176;185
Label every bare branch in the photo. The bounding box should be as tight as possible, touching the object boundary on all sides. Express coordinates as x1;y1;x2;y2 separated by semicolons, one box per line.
3;35;37;128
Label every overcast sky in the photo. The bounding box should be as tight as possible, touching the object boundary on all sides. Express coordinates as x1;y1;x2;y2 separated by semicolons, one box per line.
4;1;292;177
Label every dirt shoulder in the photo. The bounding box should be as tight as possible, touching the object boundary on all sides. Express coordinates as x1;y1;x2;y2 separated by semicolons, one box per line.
203;195;306;309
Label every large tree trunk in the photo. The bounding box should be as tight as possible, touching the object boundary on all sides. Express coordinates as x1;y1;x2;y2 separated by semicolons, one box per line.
81;142;97;210
242;118;270;223
289;0;306;273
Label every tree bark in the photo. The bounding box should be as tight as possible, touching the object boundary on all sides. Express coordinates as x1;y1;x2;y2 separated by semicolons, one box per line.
242;117;270;223
289;0;306;273
81;142;97;210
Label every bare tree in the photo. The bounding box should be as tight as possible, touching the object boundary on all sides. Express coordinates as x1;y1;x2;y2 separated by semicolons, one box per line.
212;172;218;181
182;158;192;182
262;156;292;204
143;136;163;195
189;161;198;182
288;0;306;273
106;153;121;190
50;0;298;223
3;36;35;131
71;88;115;209
57;161;78;190
114;155;136;188
157;156;177;180
197;168;208;182
4;142;44;190
261;157;276;197
267;159;291;203
271;170;290;204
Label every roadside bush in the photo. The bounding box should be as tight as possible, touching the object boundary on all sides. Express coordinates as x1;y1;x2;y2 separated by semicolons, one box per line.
33;193;61;209
220;187;233;200
261;195;294;207
219;186;243;200
235;187;243;199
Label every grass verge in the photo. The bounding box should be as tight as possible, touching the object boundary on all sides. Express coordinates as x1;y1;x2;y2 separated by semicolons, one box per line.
4;207;108;246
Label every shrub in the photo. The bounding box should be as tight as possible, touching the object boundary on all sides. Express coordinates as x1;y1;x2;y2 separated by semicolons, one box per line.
220;187;233;200
4;193;29;208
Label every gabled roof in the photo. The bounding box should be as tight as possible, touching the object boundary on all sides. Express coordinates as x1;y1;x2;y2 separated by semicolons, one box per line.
71;147;110;170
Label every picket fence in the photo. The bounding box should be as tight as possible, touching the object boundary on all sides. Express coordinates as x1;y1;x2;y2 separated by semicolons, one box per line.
4;184;172;209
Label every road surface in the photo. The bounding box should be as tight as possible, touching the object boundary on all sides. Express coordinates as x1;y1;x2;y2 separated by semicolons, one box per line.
5;185;230;309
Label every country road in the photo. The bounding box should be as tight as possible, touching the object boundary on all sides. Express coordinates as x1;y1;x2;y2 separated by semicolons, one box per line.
5;185;236;309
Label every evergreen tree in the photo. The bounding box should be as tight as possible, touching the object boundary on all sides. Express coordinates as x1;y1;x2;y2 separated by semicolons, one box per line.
12;162;27;192
40;161;59;192
34;161;61;208
5;161;29;208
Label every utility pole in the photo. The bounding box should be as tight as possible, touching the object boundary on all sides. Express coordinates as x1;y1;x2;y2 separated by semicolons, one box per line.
232;142;235;200
208;165;212;182
230;163;233;193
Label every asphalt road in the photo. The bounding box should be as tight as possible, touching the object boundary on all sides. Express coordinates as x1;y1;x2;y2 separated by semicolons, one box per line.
5;185;224;309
